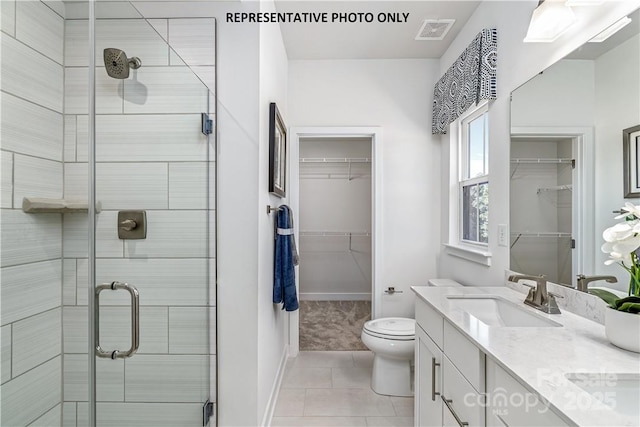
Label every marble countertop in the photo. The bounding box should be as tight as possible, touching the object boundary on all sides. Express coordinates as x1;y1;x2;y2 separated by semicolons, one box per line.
411;286;640;427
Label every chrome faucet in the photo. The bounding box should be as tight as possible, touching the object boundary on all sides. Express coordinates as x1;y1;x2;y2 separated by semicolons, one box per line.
508;274;562;314
575;274;617;293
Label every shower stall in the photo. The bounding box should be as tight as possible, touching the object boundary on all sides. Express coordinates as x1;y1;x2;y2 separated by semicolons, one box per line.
1;1;217;426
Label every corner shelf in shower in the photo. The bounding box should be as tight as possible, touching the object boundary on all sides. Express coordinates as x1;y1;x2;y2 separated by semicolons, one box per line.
22;197;102;213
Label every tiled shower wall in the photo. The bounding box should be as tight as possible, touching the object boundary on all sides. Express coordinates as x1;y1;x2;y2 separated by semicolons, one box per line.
1;1;65;426
61;17;216;426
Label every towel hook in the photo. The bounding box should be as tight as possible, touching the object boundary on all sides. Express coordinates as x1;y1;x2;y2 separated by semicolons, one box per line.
267;205;280;215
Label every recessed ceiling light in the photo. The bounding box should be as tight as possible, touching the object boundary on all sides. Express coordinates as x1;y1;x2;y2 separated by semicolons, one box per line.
415;19;456;41
588;16;632;42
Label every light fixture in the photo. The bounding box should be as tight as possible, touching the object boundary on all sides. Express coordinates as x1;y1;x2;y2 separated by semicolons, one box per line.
588;16;632;42
524;0;577;43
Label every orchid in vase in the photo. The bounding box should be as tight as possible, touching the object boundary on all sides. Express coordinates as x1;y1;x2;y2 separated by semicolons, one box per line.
591;203;640;313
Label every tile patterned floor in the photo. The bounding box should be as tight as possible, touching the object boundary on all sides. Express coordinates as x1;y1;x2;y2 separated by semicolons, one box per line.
272;351;413;426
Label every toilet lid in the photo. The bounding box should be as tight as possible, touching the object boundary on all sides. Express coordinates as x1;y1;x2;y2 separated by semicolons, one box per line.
364;317;415;338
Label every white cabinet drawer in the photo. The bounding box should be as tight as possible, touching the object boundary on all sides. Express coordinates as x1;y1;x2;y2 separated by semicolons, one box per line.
444;321;485;392
442;355;485;427
416;299;444;349
486;359;569;427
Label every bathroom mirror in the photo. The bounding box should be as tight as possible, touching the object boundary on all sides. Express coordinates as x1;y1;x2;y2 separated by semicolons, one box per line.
510;9;640;289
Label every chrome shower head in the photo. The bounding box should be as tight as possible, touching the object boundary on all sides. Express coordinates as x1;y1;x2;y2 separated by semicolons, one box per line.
103;48;141;79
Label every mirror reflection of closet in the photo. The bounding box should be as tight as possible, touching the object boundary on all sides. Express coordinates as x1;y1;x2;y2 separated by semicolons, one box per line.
510;8;640;289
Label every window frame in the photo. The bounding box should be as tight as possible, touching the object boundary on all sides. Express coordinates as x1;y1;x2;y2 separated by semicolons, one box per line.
458;102;489;248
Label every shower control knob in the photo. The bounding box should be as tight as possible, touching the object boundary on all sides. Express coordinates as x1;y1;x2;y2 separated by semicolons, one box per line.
119;219;137;231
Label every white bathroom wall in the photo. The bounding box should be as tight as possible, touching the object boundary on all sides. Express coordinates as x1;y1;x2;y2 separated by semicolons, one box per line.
0;1;64;425
61;15;216;426
298;138;372;300
438;0;640;287
288;58;440;318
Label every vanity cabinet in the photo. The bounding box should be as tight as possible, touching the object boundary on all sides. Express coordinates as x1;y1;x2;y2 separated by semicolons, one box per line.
486;359;569;427
415;299;485;427
415;298;570;427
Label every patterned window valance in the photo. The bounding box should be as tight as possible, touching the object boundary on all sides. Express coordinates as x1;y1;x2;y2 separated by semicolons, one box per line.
432;28;497;135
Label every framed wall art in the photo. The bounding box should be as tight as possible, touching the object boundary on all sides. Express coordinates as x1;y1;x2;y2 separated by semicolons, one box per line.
269;102;287;198
623;124;640;198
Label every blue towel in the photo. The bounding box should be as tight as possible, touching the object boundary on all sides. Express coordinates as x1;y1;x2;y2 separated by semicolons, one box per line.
273;205;299;311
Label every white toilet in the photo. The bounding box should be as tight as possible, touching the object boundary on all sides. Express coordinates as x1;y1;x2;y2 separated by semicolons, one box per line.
361;279;463;397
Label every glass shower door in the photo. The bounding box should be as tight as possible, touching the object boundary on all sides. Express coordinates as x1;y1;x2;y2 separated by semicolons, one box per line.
62;2;216;425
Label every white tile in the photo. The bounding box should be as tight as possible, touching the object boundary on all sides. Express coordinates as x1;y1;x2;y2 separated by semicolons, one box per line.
13;154;63;207
78;403;203;427
64;354;123;401
304;388;396;417
29;403;62;427
353;351;374;369
1;151;12;208
1;33;63;112
168;19;215;66
76;258;208;307
63;402;76;427
65;19;169;67
209;307;216;356
63;306;168;354
64;67;123;114
293;351;355;368
12;308;61;377
63;259;77;305
42;0;65;19
63;212;123;258
1;259;62;325
273;388;305;416
365;417;413;427
1;324;11;383
124;210;207;258
282;366;332;389
124;354;209;402
208;210;217;259
191;66;216;94
332;365;373;389
0;210;61;268
390;397;413;417
65;115;77;162
76;114;208;162
272;417;367;426
169;49;185;66
1;0;15;36
169;162;208;209
1;92;64;161
147;19;167;42
0;356;61;427
16;0;63;64
64;162;168;210
168;307;208;354
123;67;208;114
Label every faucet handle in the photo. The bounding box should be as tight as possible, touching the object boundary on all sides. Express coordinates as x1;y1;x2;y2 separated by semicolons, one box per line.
548;291;564;299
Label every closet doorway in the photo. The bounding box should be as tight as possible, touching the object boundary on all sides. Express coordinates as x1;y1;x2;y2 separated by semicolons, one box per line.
289;128;383;357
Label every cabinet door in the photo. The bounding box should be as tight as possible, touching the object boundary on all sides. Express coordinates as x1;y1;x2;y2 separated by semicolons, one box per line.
415;325;443;427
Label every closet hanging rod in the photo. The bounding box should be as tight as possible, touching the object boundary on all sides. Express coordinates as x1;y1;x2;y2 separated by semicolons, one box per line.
300;231;370;237
300;157;371;164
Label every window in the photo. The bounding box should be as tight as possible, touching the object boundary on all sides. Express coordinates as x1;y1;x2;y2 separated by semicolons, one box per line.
459;105;489;245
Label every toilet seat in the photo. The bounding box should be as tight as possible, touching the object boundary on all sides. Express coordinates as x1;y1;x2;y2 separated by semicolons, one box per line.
363;317;415;341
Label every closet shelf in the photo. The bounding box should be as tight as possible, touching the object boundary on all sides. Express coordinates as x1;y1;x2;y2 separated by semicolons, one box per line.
300;157;371;164
22;197;102;213
510;158;573;164
537;184;572;194
510;231;571;238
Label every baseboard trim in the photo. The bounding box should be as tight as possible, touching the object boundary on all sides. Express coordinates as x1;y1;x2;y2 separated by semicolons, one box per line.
300;292;371;301
261;345;289;427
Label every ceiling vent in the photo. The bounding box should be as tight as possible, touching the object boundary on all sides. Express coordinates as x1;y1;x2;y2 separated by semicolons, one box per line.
415;19;456;41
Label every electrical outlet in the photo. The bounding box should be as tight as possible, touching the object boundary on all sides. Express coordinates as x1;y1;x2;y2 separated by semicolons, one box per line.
498;224;508;247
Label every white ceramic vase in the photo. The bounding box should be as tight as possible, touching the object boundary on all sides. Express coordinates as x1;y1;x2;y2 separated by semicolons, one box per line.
605;307;640;353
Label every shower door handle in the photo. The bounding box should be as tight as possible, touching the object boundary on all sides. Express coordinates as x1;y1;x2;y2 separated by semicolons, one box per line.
95;281;140;359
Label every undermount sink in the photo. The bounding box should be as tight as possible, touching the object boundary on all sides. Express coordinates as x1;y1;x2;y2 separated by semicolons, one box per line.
446;295;562;327
566;373;640;418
